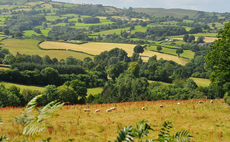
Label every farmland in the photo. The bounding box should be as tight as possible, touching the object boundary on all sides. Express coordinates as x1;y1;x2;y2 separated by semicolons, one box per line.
40;41;184;64
0;82;45;92
1;39;93;60
190;77;211;87
1;99;229;141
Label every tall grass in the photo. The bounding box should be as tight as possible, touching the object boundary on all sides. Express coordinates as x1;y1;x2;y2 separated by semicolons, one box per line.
1;99;229;141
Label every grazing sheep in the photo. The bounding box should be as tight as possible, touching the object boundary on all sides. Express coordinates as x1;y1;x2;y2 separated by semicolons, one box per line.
142;107;145;110
210;100;213;103
106;109;112;112
111;107;116;110
84;108;90;112
95;109;100;113
160;104;164;108
198;101;204;104
177;102;181;105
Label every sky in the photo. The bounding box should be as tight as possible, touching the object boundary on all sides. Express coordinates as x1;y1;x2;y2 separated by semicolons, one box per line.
53;0;230;13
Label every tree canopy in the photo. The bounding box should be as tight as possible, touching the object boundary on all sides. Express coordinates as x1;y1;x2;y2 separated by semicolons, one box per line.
206;21;230;105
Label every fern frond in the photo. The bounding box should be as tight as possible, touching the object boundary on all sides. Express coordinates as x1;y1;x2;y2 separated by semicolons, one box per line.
173;130;193;142
114;126;133;142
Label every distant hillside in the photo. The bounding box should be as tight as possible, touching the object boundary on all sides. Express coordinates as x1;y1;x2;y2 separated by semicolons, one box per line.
133;8;213;18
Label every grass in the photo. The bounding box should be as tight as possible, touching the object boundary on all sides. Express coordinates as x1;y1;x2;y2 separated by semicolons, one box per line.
0;37;6;40
23;30;41;36
87;87;103;96
1;39;93;61
172;37;217;42
40;41;184;64
147;46;194;59
0;82;45;92
170;33;218;38
1;99;229;141
45;16;65;21
190;77;211;87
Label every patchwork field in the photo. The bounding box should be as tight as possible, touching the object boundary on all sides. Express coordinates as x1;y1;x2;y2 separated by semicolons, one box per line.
1;99;229;141
40;41;184;64
1;39;93;60
87;87;103;96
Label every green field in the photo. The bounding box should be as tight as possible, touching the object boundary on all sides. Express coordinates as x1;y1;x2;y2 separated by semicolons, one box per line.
190;77;211;87
147;46;194;59
87;87;103;96
1;82;45;92
1;39;93;61
23;30;41;36
170;33;218;38
133;8;212;18
0;37;6;40
45;16;65;21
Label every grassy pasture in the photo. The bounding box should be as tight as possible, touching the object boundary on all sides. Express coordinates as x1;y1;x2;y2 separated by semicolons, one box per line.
87;87;103;96
0;67;10;70
25;1;44;6
45;16;65;21
172;37;217;42
0;37;6;40
1;99;229;141
147;46;194;59
23;30;41;36
190;77;211;87
40;41;184;64
1;39;93;60
0;82;45;92
171;33;218;38
133;8;211;18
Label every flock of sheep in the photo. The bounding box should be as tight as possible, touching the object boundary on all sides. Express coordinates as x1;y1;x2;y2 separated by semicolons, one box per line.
83;100;214;113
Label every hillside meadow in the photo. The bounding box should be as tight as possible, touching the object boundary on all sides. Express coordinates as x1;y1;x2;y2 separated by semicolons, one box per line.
40;41;184;64
1;99;229;141
1;39;93;60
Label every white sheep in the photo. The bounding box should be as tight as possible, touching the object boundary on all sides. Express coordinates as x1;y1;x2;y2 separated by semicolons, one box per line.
111;107;116;110
106;109;112;112
160;104;164;108
177;102;181;105
142;107;145;110
210;100;213;103
84;108;90;112
198;101;204;104
95;109;100;113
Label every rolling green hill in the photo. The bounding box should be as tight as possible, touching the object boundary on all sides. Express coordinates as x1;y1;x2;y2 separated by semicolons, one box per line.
133;8;213;18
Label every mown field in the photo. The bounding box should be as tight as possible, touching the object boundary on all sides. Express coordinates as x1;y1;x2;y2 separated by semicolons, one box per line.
40;41;184;64
1;39;93;60
190;77;211;87
1;99;229;141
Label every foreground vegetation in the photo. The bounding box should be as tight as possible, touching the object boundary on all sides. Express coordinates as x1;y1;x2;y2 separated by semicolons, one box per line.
0;99;229;141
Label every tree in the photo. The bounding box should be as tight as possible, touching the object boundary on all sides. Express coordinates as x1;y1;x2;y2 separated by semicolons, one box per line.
3;29;9;35
78;18;82;23
186;79;198;89
43;55;52;64
176;49;184;56
127;62;140;77
133;45;144;53
206;21;230;105
15;32;23;38
157;45;162;52
140;22;147;27
197;36;205;43
183;34;189;42
188;35;195;43
56;85;77;104
130;25;135;30
212;23;216;27
41;67;59;85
